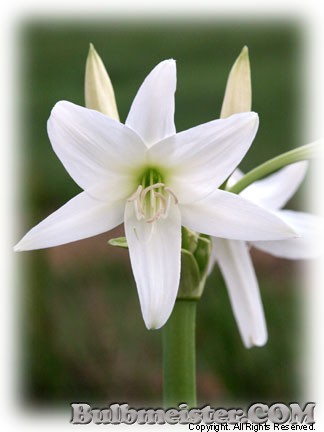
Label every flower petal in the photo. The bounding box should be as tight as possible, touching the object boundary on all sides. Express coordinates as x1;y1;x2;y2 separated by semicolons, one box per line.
48;101;146;190
180;189;296;241
252;210;324;259
125;59;176;147
124;200;181;329
149;112;259;202
85;175;137;203
240;161;308;210
212;238;267;348
14;192;124;251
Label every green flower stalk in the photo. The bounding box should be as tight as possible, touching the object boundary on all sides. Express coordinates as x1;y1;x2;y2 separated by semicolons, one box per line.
229;141;323;194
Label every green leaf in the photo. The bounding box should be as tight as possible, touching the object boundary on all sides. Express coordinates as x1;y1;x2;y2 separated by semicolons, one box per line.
108;237;128;248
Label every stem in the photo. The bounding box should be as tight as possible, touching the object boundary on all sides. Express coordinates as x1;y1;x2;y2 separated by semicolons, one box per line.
229;141;322;194
162;299;197;408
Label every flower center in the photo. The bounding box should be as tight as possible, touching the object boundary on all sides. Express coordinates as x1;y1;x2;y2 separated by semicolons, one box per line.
128;169;178;223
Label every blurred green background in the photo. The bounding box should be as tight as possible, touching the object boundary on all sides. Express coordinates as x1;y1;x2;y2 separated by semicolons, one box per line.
16;18;308;408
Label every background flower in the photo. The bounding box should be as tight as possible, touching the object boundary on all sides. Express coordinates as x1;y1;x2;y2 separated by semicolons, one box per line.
212;162;322;348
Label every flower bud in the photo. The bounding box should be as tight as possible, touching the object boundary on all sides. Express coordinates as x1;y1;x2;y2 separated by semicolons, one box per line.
85;43;119;120
220;46;251;118
177;228;211;300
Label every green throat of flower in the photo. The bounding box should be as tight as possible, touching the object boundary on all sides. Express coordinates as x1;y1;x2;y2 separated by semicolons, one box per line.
129;167;178;223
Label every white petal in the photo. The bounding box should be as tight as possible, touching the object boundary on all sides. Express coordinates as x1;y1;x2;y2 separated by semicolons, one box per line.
14;192;124;251
149;112;259;202
85;175;137;203
240;161;308;210
180;189;296;241
124;200;181;329
125;60;176;147
48;101;146;190
252;210;324;259
213;238;267;348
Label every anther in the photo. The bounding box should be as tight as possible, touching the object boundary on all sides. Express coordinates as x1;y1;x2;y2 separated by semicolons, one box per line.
128;185;143;202
129;182;178;223
140;183;165;202
164;187;178;204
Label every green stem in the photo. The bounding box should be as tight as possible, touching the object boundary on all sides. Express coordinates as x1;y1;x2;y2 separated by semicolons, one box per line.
162;299;197;408
229;141;322;194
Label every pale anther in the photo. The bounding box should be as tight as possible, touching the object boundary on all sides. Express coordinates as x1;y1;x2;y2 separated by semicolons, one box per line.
164;187;179;204
140;183;165;203
129;182;179;223
128;185;143;202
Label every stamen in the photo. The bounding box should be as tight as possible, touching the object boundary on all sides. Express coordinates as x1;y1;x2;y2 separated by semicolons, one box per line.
140;183;165;202
128;185;143;202
154;192;167;211
161;195;172;219
165;186;179;204
146;210;164;223
129;181;178;223
134;198;144;220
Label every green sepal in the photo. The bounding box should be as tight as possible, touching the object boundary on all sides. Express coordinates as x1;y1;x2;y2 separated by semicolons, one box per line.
193;235;212;283
108;237;128;248
181;227;199;254
177;249;201;300
177;231;212;300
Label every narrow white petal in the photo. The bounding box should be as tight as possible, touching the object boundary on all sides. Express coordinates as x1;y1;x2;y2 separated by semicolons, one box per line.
180;189;296;241
252;210;324;259
149;112;259;202
126;60;176;147
124;200;181;329
48;101;146;190
240;161;308;210
14;192;124;251
213;238;267;348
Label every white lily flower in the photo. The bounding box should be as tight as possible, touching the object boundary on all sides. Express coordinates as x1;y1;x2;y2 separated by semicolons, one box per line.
14;59;295;330
212;162;322;348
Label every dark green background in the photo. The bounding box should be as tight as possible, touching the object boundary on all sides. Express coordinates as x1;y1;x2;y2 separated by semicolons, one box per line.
17;18;307;407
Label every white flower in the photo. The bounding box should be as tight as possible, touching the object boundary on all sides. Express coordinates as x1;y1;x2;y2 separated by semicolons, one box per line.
212;163;322;348
14;59;295;330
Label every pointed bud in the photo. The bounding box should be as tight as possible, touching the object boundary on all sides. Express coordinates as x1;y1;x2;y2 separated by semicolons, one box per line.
177;228;212;300
220;46;252;118
85;44;119;120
